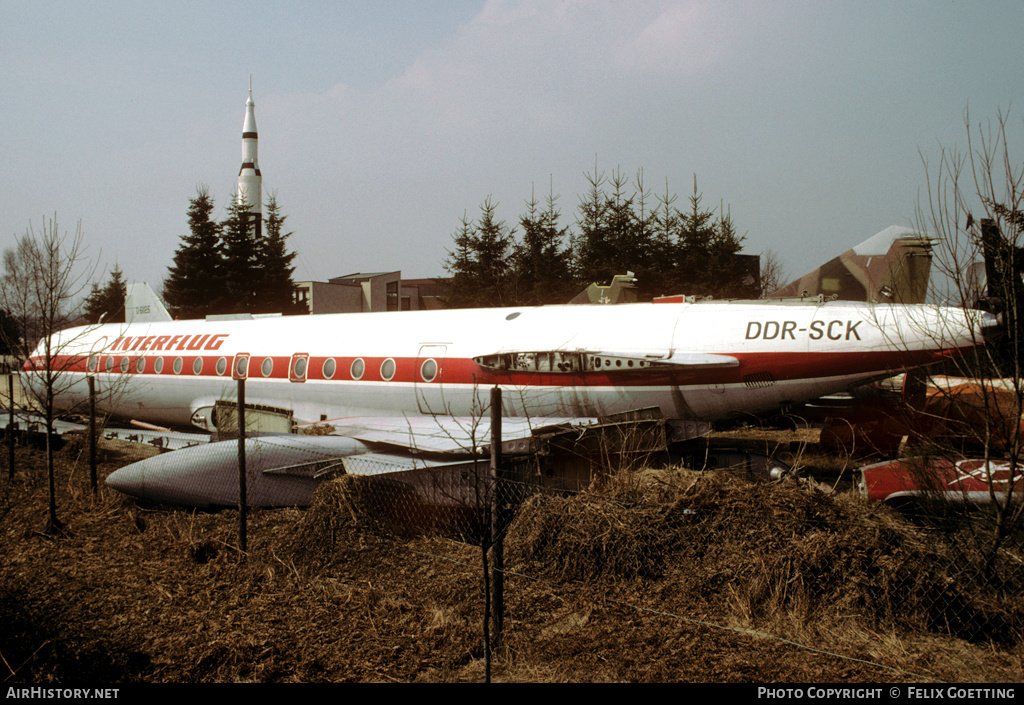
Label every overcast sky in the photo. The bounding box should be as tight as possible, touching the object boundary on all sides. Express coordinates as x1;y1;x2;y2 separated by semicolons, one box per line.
3;0;1023;295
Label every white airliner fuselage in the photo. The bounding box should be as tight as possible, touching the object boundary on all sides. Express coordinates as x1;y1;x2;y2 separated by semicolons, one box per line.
21;298;993;507
28;299;985;432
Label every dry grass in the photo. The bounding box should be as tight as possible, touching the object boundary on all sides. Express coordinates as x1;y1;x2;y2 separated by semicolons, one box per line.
1;438;1023;682
508;465;1024;676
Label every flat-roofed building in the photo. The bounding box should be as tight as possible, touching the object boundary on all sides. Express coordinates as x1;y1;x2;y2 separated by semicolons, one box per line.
294;272;449;314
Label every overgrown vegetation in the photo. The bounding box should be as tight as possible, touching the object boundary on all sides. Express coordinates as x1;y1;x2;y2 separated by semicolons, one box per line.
918;109;1024;575
2;435;1022;682
1;216;95;532
512;467;1024;646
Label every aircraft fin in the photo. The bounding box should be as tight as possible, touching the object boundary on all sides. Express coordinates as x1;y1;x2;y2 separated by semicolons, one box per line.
568;272;639;304
125;282;173;323
769;225;934;303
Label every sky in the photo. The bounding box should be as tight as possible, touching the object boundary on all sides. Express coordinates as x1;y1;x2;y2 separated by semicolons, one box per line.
3;0;1024;296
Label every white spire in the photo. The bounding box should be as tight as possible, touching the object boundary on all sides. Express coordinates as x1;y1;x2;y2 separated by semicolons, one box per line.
238;78;262;221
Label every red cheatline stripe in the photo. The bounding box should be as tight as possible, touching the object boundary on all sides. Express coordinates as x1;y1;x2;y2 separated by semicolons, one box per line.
29;347;966;388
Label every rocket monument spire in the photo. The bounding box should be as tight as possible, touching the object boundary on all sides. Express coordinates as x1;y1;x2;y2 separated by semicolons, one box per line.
237;77;262;232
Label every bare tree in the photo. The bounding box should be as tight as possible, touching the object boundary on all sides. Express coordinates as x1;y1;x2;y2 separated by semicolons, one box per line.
758;249;787;298
0;215;93;531
916;109;1024;573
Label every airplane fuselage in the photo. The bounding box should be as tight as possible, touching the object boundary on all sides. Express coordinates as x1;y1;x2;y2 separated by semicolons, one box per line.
27;300;983;433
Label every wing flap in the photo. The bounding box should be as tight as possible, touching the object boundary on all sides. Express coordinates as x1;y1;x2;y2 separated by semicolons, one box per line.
320;415;596;455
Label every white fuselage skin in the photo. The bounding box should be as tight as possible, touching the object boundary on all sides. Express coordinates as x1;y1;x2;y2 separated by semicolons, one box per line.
27;300;985;433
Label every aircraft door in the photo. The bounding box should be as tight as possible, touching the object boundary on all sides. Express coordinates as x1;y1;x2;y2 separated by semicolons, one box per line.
415;345;447;415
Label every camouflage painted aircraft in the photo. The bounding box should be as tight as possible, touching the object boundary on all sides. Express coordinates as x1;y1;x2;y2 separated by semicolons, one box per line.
769;226;934;304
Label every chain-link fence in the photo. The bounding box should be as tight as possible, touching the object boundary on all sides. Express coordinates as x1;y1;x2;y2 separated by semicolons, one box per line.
2;374;1023;682
258;455;1024;681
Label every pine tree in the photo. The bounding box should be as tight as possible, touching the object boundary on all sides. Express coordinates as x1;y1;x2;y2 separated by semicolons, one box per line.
649;178;683;296
675;176;718;293
163;187;225;319
260;194;303;314
220;195;261;314
442;212;479;309
442;198;516;308
574;168;673;300
707;206;750;298
165;187;302;317
514;187;573;305
0;309;20;357
442;166;750;308
574;166;613;286
83;264;126;323
668;176;746;298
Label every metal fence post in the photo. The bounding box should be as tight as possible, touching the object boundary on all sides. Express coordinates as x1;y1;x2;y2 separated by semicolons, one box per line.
88;375;97;492
490;386;504;646
6;366;14;480
237;377;247;554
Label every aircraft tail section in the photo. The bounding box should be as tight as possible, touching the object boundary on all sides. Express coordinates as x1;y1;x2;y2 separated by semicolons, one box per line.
769;226;934;303
569;272;638;305
125;282;173;323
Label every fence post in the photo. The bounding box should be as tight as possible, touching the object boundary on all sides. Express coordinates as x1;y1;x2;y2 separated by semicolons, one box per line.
237;377;247;554
88;375;97;492
490;386;504;646
7;366;14;480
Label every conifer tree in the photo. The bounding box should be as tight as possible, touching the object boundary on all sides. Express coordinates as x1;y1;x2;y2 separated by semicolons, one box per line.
442;213;479;309
83;264;126;323
650;178;684;296
164;187;225;319
260;194;304;314
706;206;752;298
574;166;613;287
672;177;746;299
165;187;302;317
675;176;718;292
574;168;675;300
442;198;516;308
220;195;261;314
0;309;19;356
515;187;573;305
442;166;750;308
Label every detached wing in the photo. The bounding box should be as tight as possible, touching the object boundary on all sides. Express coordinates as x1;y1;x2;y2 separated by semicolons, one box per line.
327;415;595;455
107;415;595;508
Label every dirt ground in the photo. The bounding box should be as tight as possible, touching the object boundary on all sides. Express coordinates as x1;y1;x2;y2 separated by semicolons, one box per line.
1;430;1022;683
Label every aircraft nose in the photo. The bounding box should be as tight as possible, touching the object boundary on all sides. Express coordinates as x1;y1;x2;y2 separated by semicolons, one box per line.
106;455;217;507
105;436;369;508
106;448;243;508
105;464;141;496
